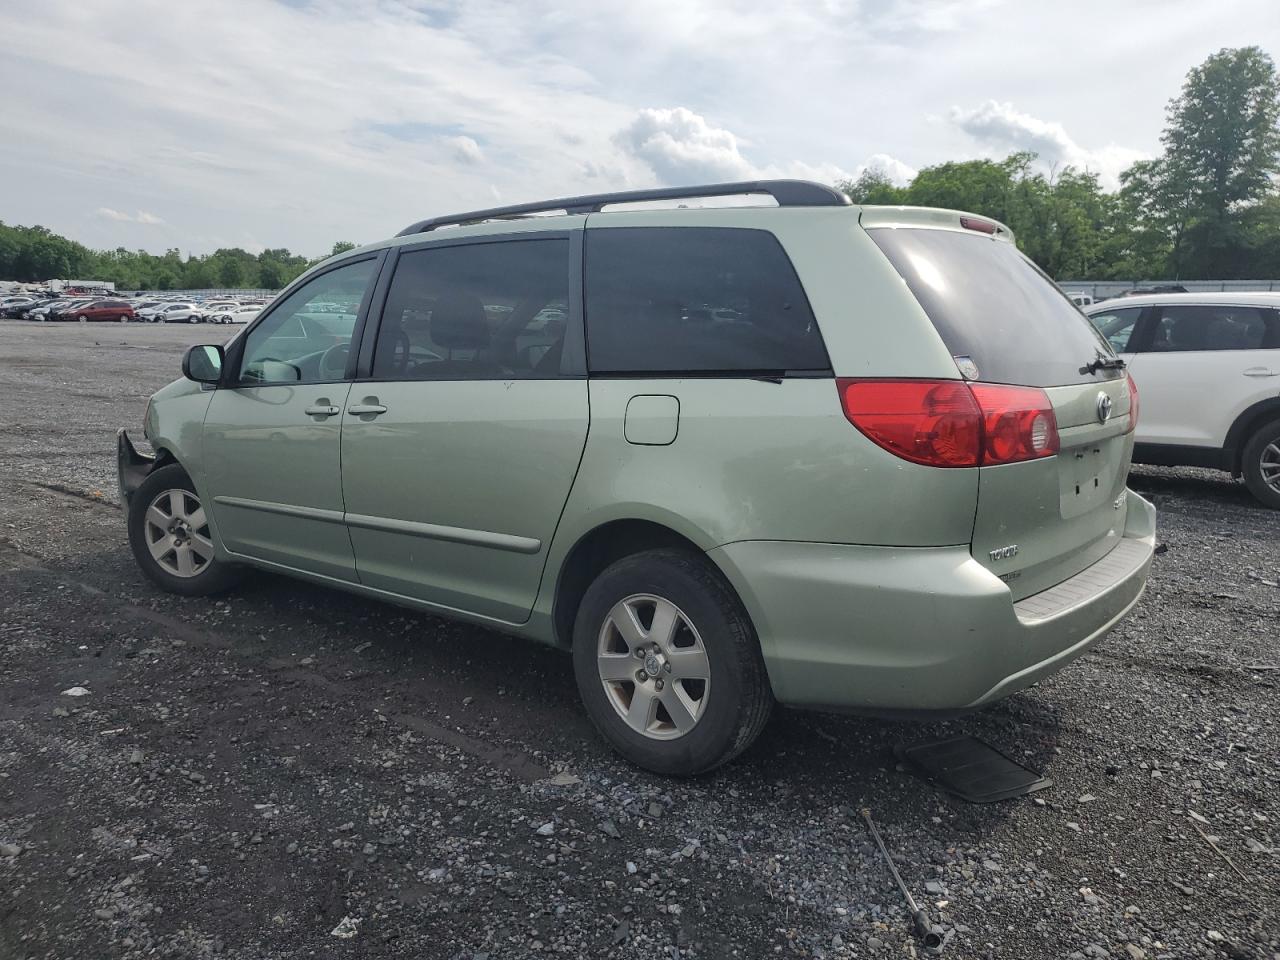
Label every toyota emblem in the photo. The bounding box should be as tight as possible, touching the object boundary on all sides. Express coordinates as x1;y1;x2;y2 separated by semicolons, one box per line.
1096;392;1113;424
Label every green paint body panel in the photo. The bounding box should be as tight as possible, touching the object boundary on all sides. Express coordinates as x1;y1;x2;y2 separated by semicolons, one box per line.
339;379;589;622
202;383;357;580
133;198;1156;714
710;491;1155;711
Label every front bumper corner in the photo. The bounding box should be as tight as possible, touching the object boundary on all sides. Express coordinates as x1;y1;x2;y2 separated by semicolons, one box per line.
116;428;155;512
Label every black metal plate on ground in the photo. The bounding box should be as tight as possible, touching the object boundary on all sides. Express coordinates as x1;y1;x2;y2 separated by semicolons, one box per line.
896;735;1051;803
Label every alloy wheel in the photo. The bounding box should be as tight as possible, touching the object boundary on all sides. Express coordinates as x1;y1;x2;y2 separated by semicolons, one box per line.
596;593;711;740
143;488;214;578
1261;441;1280;494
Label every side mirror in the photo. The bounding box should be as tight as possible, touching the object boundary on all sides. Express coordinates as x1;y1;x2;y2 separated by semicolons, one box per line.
182;344;224;384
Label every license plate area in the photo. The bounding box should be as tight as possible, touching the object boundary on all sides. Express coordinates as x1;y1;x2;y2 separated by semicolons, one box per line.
1059;438;1120;519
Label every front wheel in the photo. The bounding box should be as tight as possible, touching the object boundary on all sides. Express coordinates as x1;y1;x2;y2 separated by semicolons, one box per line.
1242;418;1280;509
127;463;243;596
572;549;772;776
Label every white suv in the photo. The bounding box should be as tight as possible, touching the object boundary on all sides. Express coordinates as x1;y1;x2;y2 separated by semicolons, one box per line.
1085;293;1280;507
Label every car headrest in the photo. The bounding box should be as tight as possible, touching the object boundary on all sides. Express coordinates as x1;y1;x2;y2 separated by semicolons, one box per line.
430;291;490;350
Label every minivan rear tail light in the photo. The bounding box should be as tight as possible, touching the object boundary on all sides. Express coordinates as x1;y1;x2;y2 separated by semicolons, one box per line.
1125;372;1139;434
837;379;1060;468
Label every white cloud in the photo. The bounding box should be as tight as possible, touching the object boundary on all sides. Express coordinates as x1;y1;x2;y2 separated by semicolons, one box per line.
613;107;899;190
949;100;1147;187
444;135;484;165
95;207;164;224
615;107;757;184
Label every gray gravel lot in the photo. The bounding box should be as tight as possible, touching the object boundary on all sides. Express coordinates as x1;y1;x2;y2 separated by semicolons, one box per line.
0;320;1277;960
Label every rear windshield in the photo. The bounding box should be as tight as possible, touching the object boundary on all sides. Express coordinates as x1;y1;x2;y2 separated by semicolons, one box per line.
868;228;1112;387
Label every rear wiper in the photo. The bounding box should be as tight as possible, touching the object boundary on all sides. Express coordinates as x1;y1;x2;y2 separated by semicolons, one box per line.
1081;352;1126;376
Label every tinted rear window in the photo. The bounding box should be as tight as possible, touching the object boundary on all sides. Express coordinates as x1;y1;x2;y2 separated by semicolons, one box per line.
868;228;1112;387
585;227;829;375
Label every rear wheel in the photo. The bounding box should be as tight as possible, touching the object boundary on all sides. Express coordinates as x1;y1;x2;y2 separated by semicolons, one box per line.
119;314;129;323
1241;418;1280;509
127;464;243;596
572;548;772;776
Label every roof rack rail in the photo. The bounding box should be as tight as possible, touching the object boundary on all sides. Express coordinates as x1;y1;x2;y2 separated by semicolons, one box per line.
395;179;850;236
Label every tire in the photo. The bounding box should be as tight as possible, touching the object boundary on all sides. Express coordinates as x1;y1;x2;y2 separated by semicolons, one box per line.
572;548;772;776
127;463;243;596
1241;418;1280;509
119;314;129;323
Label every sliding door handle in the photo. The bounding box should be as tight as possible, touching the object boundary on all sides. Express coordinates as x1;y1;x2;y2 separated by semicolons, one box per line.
348;403;388;416
304;403;340;418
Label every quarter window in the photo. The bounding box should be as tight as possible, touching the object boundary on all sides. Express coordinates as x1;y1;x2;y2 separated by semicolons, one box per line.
584;227;828;375
371;239;571;380
238;258;375;384
1148;305;1271;352
1088;307;1142;353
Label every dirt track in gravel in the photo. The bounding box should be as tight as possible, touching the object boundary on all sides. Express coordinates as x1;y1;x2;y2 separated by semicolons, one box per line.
1;321;1277;960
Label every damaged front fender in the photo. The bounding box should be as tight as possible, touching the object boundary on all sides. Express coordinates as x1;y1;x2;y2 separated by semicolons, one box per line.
116;428;155;512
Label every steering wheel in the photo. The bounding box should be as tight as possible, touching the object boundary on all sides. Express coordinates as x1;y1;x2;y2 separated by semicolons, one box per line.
319;342;350;380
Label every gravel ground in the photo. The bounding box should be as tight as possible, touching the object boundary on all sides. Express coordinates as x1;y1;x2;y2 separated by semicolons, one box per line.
1;321;1277;960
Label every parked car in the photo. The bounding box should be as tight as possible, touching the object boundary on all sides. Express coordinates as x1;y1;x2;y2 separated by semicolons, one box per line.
2;296;40;318
0;296;37;316
157;303;202;324
136;303;171;322
208;305;261;325
117;181;1155;775
197;301;242;321
70;299;137;323
27;300;67;321
45;299;94;321
12;298;59;319
1085;292;1280;508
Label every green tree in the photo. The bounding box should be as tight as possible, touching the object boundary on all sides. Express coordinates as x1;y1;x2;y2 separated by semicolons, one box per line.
217;255;245;287
330;241;358;257
838;170;905;205
1123;47;1280;277
1164;47;1280;222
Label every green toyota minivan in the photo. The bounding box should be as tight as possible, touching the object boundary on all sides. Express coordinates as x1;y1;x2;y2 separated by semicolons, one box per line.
118;180;1155;775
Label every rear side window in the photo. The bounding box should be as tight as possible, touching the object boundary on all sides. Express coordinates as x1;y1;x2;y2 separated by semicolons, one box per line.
868;228;1112;387
372;239;571;380
1147;304;1273;352
585;227;829;375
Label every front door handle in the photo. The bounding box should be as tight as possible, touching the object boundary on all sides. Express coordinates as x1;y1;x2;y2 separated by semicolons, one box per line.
348;399;388;417
304;402;340;418
1243;367;1278;378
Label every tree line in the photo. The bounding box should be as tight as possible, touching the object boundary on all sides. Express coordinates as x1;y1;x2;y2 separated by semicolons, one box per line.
0;227;358;292
2;48;1277;288
841;46;1280;280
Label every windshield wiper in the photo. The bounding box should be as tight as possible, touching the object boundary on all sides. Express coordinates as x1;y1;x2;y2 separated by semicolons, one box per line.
1081;352;1126;376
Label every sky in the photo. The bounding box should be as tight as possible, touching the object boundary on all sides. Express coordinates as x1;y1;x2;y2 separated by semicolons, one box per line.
1;0;1278;258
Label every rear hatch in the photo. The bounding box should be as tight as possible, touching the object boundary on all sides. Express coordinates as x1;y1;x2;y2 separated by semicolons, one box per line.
865;211;1135;600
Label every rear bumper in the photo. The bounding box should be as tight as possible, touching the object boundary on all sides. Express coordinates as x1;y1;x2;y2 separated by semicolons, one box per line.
116;428;155;513
709;490;1156;713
